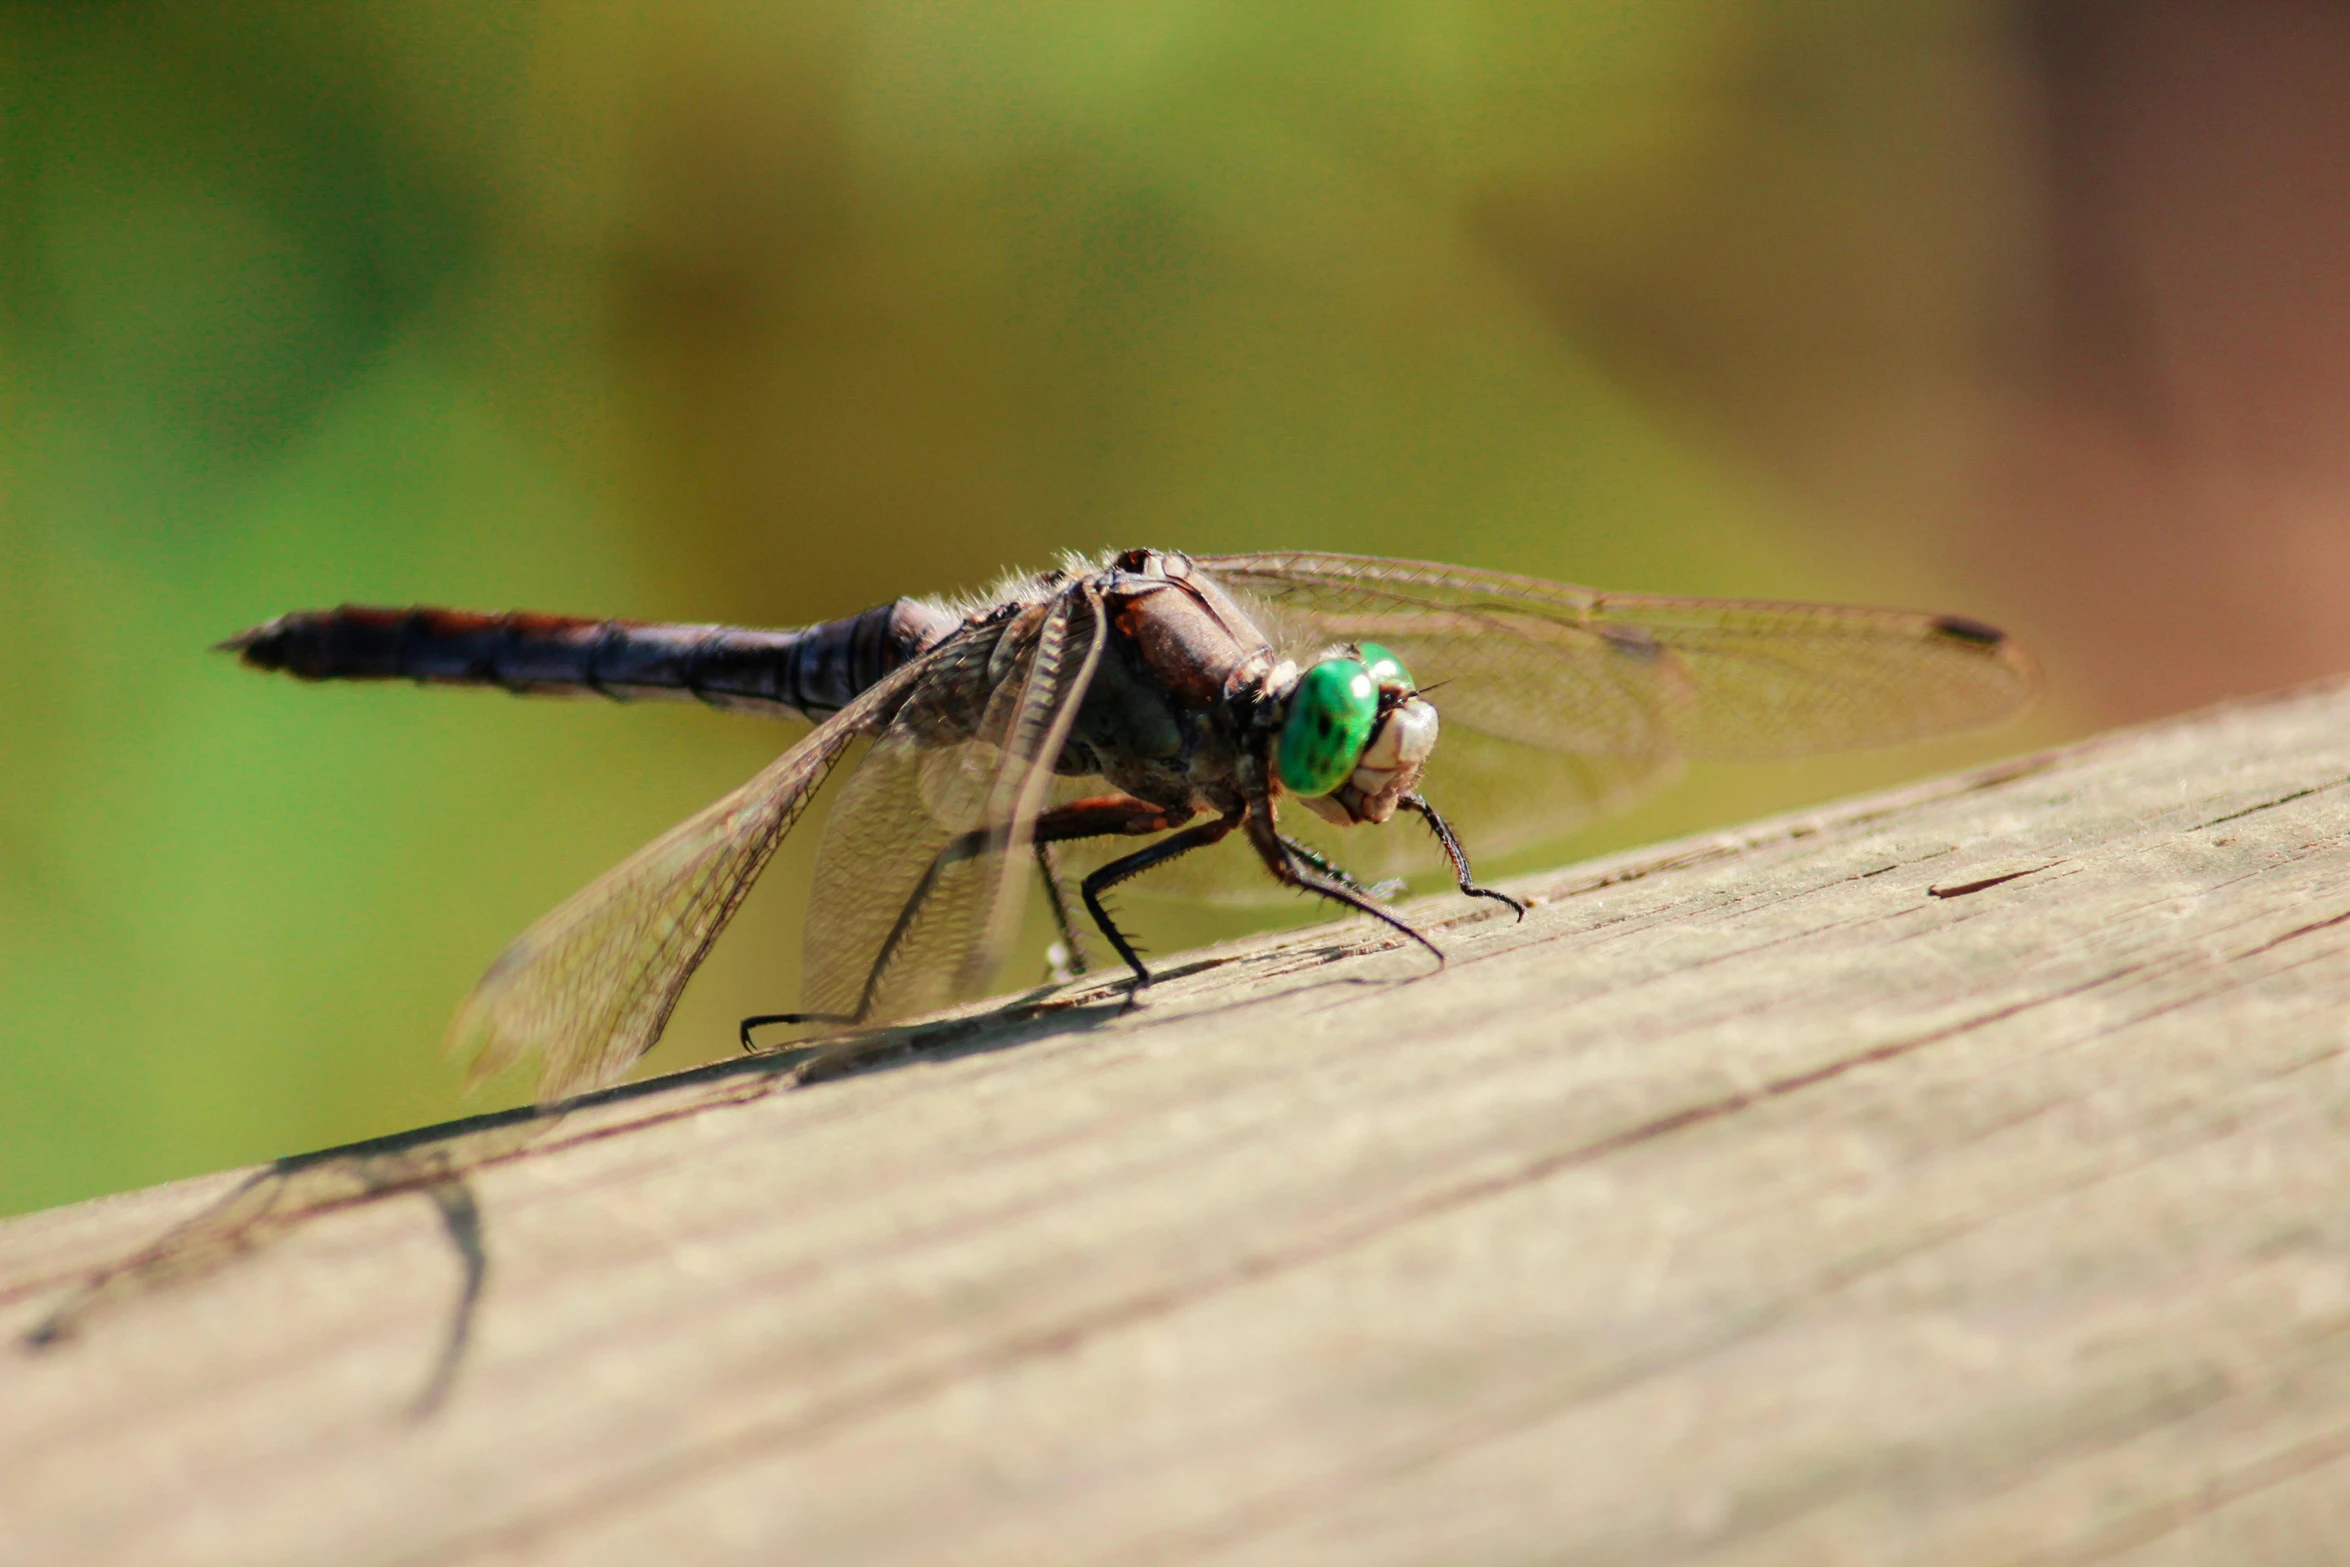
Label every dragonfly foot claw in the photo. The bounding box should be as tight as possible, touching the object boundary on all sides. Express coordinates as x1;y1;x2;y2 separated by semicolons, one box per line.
740;1011;855;1052
1469;887;1529;922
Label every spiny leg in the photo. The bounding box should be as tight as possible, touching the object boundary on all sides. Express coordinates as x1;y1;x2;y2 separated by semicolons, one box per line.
1278;834;1378;899
1400;792;1526;920
1029;795;1201;991
744;793;1475;1051
1245;801;1445;968
1035;841;1090;979
1078;812;1241;990
744;820;1009;1048
743;794;1191;1049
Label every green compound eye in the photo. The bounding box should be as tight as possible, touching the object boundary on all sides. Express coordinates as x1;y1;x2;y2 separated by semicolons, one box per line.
1359;642;1412;691
1278;657;1379;796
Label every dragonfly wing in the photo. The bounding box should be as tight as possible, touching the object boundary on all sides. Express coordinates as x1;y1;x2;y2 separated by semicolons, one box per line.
1194;550;2034;869
800;582;1106;1022
1199;551;2037;758
449;643;951;1102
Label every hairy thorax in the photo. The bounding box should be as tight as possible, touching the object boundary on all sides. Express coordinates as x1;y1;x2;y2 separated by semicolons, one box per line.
1064;565;1272;820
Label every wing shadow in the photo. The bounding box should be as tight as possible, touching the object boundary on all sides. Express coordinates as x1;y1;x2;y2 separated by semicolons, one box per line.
19;990;1127;1415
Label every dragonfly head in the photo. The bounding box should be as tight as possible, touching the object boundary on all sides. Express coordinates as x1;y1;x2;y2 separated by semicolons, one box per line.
1276;642;1439;827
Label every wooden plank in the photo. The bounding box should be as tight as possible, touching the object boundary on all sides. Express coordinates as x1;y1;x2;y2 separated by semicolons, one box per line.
6;680;2350;1567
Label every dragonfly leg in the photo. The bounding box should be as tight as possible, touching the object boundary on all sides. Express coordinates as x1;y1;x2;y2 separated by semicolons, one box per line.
741;1011;855;1051
845;798;1184;1029
741;822;1013;1046
1076;811;1241;991
1246;801;1445;969
1032;795;1195;843
1277;834;1378;898
743;794;1193;1045
740;827;988;1044
1035;841;1090;978
1399;793;1526;920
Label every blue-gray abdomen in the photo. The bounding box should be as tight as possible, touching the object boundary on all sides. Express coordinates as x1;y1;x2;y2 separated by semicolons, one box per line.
223;599;959;722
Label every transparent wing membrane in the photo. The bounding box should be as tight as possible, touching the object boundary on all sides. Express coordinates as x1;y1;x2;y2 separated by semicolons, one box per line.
449;647;950;1101
1201;552;2037;760
1186;551;2036;879
802;586;1104;1023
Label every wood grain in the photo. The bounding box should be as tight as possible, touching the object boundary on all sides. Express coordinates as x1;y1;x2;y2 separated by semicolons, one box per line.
8;680;2350;1567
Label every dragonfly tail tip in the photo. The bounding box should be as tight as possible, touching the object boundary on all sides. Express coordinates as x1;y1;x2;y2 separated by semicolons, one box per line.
214;619;286;666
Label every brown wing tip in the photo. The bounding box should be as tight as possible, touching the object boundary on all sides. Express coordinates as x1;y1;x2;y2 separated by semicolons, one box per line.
1929;614;2009;649
1932;613;2042;715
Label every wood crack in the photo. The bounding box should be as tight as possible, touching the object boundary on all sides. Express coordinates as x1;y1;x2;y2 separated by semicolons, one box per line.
2198;777;2349;830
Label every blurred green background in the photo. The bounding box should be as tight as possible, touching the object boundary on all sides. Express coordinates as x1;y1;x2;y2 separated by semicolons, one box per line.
8;1;2292;1215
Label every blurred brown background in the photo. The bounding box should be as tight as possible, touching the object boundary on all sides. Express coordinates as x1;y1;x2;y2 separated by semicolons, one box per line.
4;0;2346;1213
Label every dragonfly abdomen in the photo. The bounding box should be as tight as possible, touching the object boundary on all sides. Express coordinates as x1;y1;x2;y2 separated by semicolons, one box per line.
222;600;957;721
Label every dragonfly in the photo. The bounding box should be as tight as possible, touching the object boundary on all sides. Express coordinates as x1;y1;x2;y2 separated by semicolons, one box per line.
226;549;2036;1101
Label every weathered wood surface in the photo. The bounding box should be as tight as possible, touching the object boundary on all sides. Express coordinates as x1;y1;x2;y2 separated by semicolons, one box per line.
9;680;2350;1567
